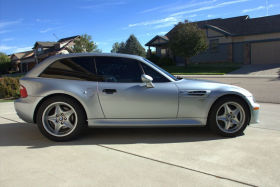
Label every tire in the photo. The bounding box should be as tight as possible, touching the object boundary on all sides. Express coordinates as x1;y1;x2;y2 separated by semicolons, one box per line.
36;96;86;141
208;96;250;137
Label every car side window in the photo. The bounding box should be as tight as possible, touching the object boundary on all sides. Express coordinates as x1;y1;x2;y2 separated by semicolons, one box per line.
140;62;170;82
95;57;142;83
40;57;99;81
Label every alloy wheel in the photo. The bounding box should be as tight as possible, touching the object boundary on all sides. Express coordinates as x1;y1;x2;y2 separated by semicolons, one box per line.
216;101;246;134
42;102;78;137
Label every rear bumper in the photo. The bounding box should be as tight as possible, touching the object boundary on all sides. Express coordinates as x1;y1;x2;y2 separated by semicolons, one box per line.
14;96;43;123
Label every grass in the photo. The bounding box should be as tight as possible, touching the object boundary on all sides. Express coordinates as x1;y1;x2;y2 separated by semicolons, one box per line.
0;99;14;102
162;62;242;75
1;72;25;78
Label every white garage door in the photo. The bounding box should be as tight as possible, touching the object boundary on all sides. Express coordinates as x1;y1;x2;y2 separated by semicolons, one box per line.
251;41;280;64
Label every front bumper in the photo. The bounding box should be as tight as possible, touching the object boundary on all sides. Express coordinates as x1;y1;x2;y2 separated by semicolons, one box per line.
14;96;43;123
246;96;260;124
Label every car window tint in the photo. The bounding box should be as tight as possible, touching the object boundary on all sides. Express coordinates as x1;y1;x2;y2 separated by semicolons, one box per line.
95;57;142;83
140;63;170;82
40;57;99;81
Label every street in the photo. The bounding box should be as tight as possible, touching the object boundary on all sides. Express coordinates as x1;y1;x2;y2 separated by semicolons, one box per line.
184;76;280;104
0;100;280;186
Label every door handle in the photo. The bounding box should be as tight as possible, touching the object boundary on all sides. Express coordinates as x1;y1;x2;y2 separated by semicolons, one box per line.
102;89;117;94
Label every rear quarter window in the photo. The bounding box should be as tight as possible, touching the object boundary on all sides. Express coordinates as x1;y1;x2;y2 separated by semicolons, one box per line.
40;57;100;81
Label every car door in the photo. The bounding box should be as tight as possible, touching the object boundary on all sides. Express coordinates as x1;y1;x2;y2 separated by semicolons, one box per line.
95;56;178;119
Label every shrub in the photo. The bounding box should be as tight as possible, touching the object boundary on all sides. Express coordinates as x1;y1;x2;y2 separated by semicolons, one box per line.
147;55;175;66
159;57;176;66
0;52;11;74
0;77;20;99
147;54;161;65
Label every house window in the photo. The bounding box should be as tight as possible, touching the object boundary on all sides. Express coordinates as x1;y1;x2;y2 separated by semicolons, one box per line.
37;47;43;54
209;39;219;52
161;48;167;55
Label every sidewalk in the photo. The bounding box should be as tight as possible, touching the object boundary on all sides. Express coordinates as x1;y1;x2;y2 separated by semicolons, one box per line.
177;64;280;78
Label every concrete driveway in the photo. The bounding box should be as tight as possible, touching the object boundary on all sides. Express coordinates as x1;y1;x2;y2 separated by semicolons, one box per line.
0;102;280;187
229;64;280;76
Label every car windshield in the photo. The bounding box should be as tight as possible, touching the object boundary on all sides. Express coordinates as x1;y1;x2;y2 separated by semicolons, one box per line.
143;58;178;81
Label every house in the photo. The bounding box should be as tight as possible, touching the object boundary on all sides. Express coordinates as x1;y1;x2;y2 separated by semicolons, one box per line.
10;51;35;72
34;35;80;63
146;14;280;65
11;35;80;73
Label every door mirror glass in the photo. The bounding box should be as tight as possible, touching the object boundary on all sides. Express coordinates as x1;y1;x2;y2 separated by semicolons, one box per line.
141;74;154;88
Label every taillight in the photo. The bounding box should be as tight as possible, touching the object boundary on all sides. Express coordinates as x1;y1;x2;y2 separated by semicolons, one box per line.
20;85;28;98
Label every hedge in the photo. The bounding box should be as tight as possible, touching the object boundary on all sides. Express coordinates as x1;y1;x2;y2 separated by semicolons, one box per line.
147;54;176;66
0;77;20;99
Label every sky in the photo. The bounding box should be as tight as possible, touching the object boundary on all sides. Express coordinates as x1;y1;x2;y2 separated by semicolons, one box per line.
0;0;279;54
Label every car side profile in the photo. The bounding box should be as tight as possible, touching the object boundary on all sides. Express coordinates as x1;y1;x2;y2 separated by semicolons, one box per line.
15;53;260;141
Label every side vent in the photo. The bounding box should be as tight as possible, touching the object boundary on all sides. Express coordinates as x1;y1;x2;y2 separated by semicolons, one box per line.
179;90;210;97
187;90;207;96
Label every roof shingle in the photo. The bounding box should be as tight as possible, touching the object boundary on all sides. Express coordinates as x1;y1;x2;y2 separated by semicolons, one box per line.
167;14;280;37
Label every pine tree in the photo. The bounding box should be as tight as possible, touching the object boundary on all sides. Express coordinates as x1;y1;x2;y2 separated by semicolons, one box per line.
111;35;146;57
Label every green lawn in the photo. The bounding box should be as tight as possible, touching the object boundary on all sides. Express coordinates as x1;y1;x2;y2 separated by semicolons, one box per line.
1;72;25;78
0;99;14;103
162;63;241;75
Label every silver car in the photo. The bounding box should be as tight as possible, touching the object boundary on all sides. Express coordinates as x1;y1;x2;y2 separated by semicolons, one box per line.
15;53;260;141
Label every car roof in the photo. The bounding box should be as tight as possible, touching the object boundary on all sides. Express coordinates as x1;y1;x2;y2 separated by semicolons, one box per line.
25;53;145;78
47;52;144;61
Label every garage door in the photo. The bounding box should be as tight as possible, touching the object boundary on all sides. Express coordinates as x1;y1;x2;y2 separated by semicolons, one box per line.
251;41;280;64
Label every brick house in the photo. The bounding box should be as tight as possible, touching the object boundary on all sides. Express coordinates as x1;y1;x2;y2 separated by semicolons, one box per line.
146;14;280;65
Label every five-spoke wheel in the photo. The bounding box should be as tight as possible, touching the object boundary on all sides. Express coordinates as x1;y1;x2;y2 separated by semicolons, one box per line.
42;102;78;137
208;96;250;137
37;96;86;141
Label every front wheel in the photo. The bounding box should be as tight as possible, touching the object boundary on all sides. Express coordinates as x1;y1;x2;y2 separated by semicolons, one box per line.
208;96;250;137
36;96;86;141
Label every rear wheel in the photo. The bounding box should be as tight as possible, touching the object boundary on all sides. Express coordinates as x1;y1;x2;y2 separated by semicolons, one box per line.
36;96;86;141
208;96;250;137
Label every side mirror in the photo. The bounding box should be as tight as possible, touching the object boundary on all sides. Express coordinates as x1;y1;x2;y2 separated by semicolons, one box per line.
141;74;154;88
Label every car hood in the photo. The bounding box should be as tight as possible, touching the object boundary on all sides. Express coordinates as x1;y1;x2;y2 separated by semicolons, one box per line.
174;78;252;97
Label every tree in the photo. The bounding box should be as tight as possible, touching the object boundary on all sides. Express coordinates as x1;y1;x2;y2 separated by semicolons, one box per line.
117;42;126;53
124;35;146;57
111;42;120;53
111;35;146;57
0;52;11;74
168;21;208;66
72;34;101;53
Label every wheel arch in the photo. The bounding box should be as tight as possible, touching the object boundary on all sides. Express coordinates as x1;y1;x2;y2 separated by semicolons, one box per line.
207;94;251;124
33;93;88;124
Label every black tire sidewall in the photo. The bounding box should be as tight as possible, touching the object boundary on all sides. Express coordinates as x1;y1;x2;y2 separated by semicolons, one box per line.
36;96;86;141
